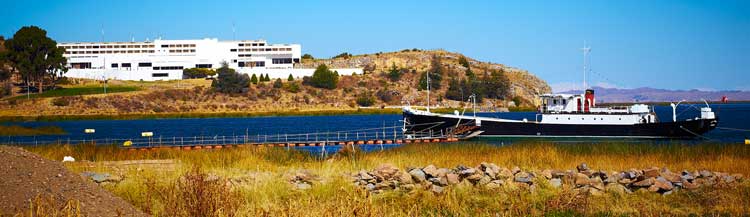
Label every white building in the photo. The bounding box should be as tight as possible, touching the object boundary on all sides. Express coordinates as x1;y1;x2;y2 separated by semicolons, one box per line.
58;38;361;81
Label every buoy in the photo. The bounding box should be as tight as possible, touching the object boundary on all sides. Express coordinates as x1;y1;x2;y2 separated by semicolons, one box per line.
745;138;749;145
123;140;133;147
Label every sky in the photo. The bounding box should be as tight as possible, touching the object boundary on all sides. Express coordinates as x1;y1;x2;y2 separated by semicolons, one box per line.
2;0;748;92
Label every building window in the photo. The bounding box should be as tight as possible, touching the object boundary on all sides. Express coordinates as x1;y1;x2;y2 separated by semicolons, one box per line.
272;58;293;64
238;62;245;67
111;63;118;68
195;64;212;68
152;73;169;77
161;45;168;48
230;49;237;52
70;62;92;69
153;66;184;70
138;62;152;67
122;63;132;67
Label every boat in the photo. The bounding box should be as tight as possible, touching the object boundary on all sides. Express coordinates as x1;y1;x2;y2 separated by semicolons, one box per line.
401;45;718;139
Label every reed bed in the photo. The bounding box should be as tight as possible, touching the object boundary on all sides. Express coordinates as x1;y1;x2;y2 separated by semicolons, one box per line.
21;142;750;216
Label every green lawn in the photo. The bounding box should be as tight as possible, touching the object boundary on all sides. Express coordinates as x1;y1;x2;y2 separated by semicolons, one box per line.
8;85;139;100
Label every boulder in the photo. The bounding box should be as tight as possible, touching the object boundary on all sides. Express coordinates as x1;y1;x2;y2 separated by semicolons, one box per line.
359;170;374;180
498;168;514;179
480;162;500;177
458;167;477;176
436;168;451;178
698;170;713;178
632;177;655;187
574;173;590;186
296;182;312;190
446;173;460;185
372;164;400;180
661;171;682;183
430;185;445;193
428;177;448;186
681;180;700;189
398;171;414;184
511;166;521;175
409;168;427;183
514;172;533;183
590;176;605;190
541;169;553;179
466;173;483;182
486;180;504;189
549;178;562;188
653;177;674;191
576;163;590;173
423;165;439;178
643;167;660;178
478;175;492;186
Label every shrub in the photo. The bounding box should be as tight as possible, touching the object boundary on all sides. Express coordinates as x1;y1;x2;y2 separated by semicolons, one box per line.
308;64;338;89
250;74;258;84
183;68;216;79
512;96;523;107
332;52;352;59
211;62;249;94
273;78;283;88
287;74;294;81
52;97;72;106
387;63;402;82
284;82;300;93
356;91;375;107
301;53;314;59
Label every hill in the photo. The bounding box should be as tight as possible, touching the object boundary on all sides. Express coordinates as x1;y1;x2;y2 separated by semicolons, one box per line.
561;86;750;103
0;49;551;119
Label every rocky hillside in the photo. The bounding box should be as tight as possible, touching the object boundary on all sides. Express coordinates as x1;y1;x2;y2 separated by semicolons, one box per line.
301;49;551;107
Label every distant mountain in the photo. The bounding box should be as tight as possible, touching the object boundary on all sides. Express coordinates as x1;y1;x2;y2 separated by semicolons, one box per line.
560;87;750;103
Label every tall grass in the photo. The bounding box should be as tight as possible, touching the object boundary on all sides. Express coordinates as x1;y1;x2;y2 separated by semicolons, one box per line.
8;86;139;100
19;142;750;216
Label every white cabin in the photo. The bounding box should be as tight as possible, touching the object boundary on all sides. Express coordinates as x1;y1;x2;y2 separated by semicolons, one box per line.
538;90;657;125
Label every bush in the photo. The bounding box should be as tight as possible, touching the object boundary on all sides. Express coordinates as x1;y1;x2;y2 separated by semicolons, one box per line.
512;96;523;107
250;74;258;84
356;91;375;107
308;64;338;89
386;63;402;82
332;52;352;59
52;97;72;106
273;78;283;88
284;82;300;93
211;62;249;94
287;74;294;81
183;68;216;79
301;53;314;59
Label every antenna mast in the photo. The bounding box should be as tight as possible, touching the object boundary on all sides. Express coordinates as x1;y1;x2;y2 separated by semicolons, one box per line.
581;42;591;90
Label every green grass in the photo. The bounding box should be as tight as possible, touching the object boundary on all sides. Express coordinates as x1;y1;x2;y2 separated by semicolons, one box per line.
7;85;139;100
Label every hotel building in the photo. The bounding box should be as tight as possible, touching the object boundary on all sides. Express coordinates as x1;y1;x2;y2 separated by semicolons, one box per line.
57;38;361;81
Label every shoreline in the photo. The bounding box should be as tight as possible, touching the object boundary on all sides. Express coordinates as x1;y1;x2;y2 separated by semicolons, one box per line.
0;106;537;122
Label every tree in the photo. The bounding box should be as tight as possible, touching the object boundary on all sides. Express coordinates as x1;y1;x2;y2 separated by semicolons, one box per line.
182;68;215;79
264;74;270;82
387;63;402;82
418;55;443;90
211;62;249;93
332;52;352;59
308;64;338;89
4;26;67;93
483;69;511;100
287;74;294;81
356;91;375;107
250;74;258;84
301;54;314;59
273;78;283;88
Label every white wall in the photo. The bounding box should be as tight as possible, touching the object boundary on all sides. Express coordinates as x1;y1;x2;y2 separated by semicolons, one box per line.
238;68;364;79
64;68;363;81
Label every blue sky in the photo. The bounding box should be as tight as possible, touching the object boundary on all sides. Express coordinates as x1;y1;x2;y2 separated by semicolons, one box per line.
2;0;748;92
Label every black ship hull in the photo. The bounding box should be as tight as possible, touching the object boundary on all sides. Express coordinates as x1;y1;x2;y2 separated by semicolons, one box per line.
403;110;718;139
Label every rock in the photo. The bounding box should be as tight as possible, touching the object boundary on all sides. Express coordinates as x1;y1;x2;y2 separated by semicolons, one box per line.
398;171;414;184
662;190;673;196
632;177;655;187
486;180;504;189
604;171;620;184
498;168;514;179
401;184;416;191
576;163;590;173
653;177;674;191
590;176;605;190
480;162;500;177
436;168;451;178
428;177;448;186
409;168;427;183
359;170;374;180
372;164;400;180
446;173;460;185
682;181;700;189
430;185;444;193
551;170;568;179
574;173;590;186
375;182;392;190
643;167;660;178
422;165;438;178
296;182;312;190
478;175;492;186
732;173;744;181
466;173;483;182
622;170;638;180
721;174;736;184
90;173;111;183
618;178;634;185
458;167;477;176
541;169;553;179
661;171;682;183
514;172;533;183
365;183;376;191
549;178;562;188
699;170;713;178
511;166;521;175
605;183;631;194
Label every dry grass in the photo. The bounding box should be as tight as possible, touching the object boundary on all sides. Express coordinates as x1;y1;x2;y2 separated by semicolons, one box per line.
22;142;750;216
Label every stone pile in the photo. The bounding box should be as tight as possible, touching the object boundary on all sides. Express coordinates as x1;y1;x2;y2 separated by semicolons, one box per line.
352;163;744;195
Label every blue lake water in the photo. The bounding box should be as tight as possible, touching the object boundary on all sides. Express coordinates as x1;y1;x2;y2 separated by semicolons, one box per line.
2;103;749;152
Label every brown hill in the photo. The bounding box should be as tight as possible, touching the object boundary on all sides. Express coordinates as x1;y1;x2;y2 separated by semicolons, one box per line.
0;146;148;216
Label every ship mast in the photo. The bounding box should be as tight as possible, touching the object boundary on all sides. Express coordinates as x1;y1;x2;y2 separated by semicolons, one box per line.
581;42;591;91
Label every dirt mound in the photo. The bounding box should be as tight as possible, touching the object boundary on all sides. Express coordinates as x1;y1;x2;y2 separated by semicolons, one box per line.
0;146;148;216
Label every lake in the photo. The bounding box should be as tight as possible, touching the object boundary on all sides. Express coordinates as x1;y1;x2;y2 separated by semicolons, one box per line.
2;103;749;150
